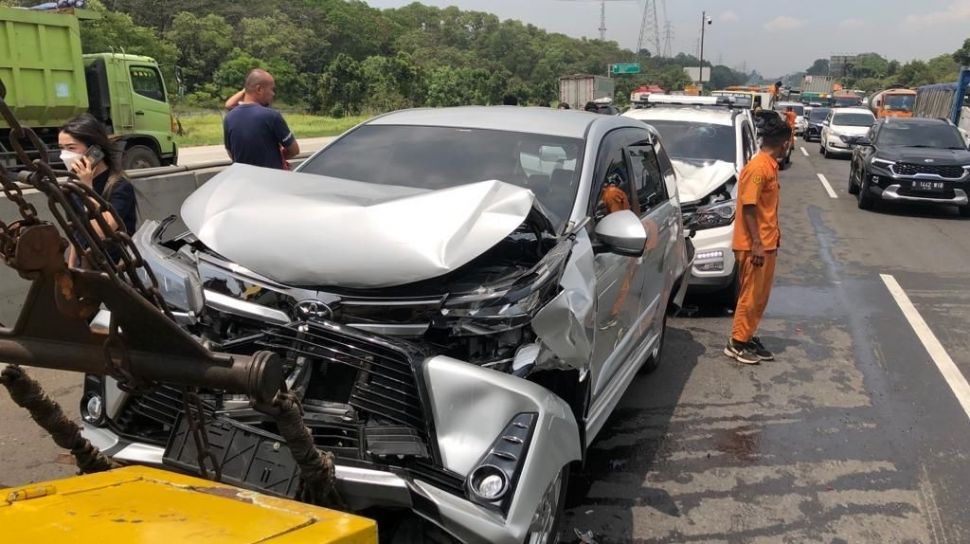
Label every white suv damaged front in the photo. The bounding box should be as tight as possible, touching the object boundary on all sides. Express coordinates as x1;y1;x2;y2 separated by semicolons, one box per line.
81;164;600;544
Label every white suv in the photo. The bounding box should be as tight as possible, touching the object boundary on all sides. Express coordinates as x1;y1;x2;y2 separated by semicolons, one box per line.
821;107;875;158
625;98;758;303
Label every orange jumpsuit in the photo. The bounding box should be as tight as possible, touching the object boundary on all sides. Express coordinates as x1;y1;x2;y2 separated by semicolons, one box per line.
731;151;780;343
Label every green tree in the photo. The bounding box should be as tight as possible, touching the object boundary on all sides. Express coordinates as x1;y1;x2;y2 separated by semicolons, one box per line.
165;12;234;93
953;38;970;66
806;58;830;76
313;54;366;117
236;14;316;71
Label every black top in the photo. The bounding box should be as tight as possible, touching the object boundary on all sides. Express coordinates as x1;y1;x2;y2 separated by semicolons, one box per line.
223;103;295;169
93;170;137;234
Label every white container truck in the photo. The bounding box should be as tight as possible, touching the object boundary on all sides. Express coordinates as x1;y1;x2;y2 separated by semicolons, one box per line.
559;74;615;110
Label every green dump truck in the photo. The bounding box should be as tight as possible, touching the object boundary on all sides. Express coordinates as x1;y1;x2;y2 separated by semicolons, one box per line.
0;7;177;170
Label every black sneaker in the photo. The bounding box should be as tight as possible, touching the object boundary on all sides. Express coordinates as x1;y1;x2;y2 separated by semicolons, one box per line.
723;339;760;365
750;337;774;361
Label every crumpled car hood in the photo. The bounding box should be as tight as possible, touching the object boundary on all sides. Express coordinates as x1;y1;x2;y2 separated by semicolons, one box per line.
671;159;737;203
181;164;539;288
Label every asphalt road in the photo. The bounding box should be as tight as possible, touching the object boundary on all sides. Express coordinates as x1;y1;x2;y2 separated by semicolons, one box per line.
561;139;970;543
3;137;970;543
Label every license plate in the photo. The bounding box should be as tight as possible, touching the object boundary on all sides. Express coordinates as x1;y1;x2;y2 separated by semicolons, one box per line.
913;180;944;192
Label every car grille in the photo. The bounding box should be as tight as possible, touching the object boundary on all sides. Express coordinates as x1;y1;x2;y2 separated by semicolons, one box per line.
113;385;214;446
260;321;427;431
893;163;966;179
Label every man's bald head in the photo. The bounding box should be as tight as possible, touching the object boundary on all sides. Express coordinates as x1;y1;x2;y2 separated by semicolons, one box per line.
243;69;276;106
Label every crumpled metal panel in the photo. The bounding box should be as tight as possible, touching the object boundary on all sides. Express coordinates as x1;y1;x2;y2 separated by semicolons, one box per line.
671;159;737;203
180;164;537;288
530;229;596;370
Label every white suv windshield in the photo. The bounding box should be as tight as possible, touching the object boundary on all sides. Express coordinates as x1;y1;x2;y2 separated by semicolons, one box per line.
643;120;737;164
833;113;874;127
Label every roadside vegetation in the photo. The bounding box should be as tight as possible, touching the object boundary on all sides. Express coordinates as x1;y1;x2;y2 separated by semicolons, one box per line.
174;111;368;147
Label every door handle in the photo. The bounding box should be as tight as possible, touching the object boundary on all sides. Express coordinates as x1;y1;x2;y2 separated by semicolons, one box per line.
135;111;145;116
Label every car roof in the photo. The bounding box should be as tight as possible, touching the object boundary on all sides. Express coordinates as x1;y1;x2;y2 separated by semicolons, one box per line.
624;107;735;127
832;107;874;116
879;116;950;126
367;106;643;139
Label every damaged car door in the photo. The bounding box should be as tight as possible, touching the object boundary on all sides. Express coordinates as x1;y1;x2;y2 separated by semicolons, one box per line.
588;128;656;398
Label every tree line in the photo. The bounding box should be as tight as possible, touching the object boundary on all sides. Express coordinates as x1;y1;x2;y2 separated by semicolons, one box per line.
797;39;970;93
2;0;753;115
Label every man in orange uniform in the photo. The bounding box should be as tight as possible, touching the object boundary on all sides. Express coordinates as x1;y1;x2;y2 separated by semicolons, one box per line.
785;106;797;143
724;116;792;365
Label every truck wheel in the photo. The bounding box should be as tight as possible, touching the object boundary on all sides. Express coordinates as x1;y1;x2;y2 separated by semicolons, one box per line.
123;145;160;170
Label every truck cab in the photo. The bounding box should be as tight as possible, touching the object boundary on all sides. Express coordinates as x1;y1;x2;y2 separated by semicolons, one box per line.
84;53;178;169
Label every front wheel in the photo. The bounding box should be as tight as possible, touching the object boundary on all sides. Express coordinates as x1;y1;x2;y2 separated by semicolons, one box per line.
639;312;668;375
123;145;161;170
857;173;875;210
525;465;569;544
848;166;859;195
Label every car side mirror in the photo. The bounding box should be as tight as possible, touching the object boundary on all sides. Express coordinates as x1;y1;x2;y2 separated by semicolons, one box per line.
594;210;647;257
822;120;830;126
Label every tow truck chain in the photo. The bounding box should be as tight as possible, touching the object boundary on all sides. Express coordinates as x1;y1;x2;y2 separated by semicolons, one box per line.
0;81;219;480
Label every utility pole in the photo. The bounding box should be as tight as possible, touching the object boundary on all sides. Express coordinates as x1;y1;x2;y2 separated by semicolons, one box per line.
599;1;607;40
698;11;712;87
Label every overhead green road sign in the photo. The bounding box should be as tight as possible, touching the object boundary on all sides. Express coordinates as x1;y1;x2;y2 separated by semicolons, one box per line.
610;63;640;75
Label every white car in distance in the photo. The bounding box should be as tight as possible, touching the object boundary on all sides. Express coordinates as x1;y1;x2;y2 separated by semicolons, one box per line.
820;107;876;158
625;95;758;304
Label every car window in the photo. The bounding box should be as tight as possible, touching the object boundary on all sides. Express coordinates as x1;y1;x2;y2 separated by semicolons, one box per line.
130;65;165;102
832;113;875;127
741;124;754;163
874;123;965;148
590;129;641;220
655;143;677;199
627;144;667;214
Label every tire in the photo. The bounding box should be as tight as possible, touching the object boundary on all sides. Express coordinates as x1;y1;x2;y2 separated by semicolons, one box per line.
848;166;859;195
822;144;830;158
525;465;569;544
639;312;667;375
123;145;161;170
960;205;970;218
857;174;875;210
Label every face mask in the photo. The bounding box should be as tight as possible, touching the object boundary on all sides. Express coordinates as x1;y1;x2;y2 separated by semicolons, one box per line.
60;150;83;171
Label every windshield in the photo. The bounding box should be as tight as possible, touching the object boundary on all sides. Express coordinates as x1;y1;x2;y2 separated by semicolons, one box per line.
298;125;584;229
835;97;862;107
644;120;737;164
832;113;875;127
876;123;965;148
809;108;831;121
884;94;915;112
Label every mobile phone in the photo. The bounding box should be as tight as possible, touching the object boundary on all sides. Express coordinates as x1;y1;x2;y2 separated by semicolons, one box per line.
84;145;105;167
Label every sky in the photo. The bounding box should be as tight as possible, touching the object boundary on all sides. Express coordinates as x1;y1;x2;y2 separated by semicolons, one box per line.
364;0;970;76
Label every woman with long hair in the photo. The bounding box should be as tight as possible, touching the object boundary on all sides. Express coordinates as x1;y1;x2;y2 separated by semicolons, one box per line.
58;113;137;263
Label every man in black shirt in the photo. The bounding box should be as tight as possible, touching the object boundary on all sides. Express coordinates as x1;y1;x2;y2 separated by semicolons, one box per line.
223;69;300;169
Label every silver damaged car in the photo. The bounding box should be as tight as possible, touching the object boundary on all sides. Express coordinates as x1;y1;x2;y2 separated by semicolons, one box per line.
81;107;692;543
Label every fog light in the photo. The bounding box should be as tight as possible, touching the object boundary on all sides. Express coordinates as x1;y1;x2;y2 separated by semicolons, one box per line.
83;394;103;423
470;466;508;500
696;262;724;272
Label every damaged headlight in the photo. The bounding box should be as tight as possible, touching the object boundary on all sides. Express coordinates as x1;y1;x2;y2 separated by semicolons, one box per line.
441;240;571;328
690;199;736;231
133;217;204;315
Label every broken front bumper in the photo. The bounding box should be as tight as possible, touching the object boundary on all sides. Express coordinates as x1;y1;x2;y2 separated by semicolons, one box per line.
82;354;582;544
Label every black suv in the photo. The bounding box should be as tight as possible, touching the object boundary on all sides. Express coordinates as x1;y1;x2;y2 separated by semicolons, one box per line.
848;117;970;213
803;107;831;142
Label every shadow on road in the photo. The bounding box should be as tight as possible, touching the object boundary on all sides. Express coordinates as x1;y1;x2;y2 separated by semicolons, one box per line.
560;323;705;543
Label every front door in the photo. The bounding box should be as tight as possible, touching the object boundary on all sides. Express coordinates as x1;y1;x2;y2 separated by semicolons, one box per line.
588;128;653;398
127;63;174;155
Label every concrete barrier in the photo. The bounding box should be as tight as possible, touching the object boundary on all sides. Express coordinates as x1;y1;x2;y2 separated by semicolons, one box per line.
0;155;309;323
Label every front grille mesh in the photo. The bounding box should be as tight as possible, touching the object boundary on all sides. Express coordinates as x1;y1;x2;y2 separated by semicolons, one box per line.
894;163;965;179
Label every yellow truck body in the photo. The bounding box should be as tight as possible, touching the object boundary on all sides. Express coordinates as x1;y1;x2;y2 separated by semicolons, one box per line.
1;466;377;543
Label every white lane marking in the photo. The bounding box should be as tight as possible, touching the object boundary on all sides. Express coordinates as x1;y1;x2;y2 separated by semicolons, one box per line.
800;146;809;157
816;173;838;199
881;274;970;422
